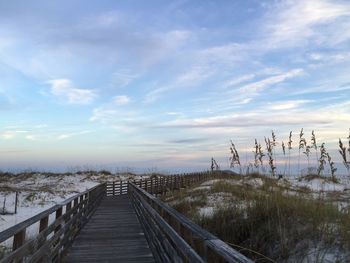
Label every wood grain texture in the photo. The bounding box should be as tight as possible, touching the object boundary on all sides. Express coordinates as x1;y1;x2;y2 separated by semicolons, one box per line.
64;195;155;263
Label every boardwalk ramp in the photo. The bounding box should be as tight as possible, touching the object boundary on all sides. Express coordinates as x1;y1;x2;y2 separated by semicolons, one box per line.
0;172;253;263
65;195;154;262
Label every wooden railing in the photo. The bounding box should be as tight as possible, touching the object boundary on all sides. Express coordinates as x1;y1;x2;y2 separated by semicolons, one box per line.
106;172;213;196
0;171;248;263
0;183;106;262
129;182;253;263
106;180;128;196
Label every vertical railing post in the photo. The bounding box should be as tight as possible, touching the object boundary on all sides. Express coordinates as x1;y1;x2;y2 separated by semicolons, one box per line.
55;207;63;233
39;216;49;233
15;191;18;214
37;215;49;262
151;177;154;194
13;229;26;251
73;198;79;215
78;196;84;224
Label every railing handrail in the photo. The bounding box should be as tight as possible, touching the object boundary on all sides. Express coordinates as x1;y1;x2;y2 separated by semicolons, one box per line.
60;183;104;205
0;171;244;262
130;185;204;262
128;176;253;263
0;171;210;243
0;182;106;262
0;183;105;243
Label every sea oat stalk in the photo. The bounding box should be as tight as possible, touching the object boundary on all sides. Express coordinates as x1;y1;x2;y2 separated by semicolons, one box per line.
317;143;327;176
265;137;276;177
230;141;241;174
311;130;318;167
326;153;337;181
298;128;306;176
339;138;350;176
288;131;292;176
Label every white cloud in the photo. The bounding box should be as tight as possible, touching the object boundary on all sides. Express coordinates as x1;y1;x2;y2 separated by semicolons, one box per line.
143;65;215;104
308;51;350;63
48;79;97;104
111;70;138;89
0;130;29;140
57;130;91;140
113;95;130;105
156;108;349;130
25;135;38;141
143;87;169;104
166;112;184;116
238;69;304;94
266;0;350;47
225;74;256;87
1;131;16;140
267;100;311;110
34;124;48;129
175;66;214;87
90;107;117;122
89;105;144;133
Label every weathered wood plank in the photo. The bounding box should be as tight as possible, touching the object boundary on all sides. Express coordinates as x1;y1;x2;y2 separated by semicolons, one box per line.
64;195;155;263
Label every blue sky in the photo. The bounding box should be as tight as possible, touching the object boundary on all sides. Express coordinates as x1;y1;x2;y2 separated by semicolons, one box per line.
0;0;350;172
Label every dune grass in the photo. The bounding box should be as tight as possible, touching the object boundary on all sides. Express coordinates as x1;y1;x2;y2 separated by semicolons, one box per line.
165;175;350;262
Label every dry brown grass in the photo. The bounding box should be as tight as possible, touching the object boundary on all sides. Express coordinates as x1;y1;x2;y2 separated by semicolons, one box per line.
164;175;350;262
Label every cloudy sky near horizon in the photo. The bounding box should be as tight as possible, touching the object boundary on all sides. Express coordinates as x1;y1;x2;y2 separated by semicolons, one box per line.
0;0;350;173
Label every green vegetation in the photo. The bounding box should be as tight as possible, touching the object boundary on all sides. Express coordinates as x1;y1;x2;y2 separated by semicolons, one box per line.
164;175;350;262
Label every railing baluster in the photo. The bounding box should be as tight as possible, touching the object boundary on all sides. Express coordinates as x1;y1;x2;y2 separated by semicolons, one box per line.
13;229;26;251
128;176;252;263
65;202;72;223
39;216;49;233
1;173;249;263
55;207;63;233
0;183;106;263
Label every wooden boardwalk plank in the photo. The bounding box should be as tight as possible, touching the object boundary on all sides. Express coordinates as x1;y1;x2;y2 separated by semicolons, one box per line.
64;195;155;263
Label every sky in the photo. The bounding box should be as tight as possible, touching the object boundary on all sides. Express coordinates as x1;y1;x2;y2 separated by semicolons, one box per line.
0;0;350;173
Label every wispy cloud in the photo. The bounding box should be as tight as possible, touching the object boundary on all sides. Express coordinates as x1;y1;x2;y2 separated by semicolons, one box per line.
25;135;38;141
90;107;117;123
267;100;311;110
143;64;216;104
175;66;214;87
111;70;138;89
265;0;350;48
89;102;141;132
0;130;29;140
113;95;130;105
48;79;97;104
57;130;92;140
143;87;168;104
238;69;304;94
155;110;348;130
225;74;256;88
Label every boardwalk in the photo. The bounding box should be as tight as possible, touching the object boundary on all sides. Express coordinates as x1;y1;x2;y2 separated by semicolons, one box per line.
0;172;253;263
64;195;155;263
